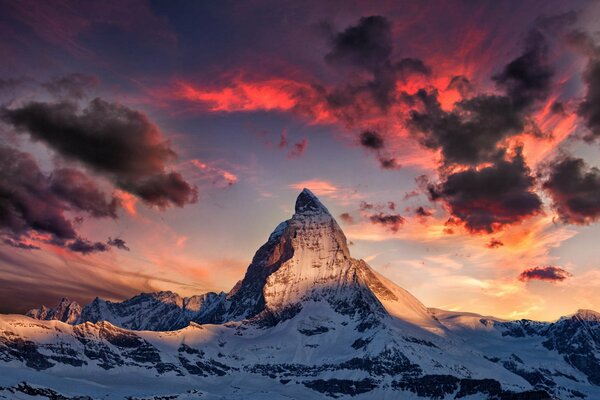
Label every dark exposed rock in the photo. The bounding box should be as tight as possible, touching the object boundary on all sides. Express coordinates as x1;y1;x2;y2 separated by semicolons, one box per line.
0;332;54;370
351;337;372;350
303;378;377;397
298;326;330;336
0;382;93;400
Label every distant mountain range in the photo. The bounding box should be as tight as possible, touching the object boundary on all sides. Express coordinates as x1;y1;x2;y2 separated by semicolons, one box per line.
1;189;599;399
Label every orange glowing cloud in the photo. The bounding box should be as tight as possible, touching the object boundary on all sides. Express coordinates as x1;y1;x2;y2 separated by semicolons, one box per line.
288;180;364;205
114;190;138;217
289;180;338;196
163;78;335;124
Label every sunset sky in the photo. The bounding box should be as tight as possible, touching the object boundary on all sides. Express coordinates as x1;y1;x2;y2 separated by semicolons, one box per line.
1;0;599;321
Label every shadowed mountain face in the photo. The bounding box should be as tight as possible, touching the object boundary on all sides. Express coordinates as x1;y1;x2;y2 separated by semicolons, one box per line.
3;189;599;399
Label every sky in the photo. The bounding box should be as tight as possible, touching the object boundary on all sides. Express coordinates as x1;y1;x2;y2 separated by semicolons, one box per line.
0;0;599;321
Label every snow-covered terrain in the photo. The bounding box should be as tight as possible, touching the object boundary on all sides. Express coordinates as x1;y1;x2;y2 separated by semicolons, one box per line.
3;189;599;399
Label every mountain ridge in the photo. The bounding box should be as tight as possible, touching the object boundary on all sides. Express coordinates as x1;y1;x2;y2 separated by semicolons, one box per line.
3;189;599;399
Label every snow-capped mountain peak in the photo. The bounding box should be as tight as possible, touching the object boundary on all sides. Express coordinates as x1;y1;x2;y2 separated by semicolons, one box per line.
295;188;331;215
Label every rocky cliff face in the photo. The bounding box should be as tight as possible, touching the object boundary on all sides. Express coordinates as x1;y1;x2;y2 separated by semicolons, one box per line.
26;298;81;324
76;290;227;331
225;189;413;328
8;189;600;399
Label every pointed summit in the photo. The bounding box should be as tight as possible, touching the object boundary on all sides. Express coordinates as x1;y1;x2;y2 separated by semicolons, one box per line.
294;188;330;215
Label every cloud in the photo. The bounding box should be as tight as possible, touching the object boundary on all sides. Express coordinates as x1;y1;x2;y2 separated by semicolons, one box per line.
368;212;405;233
518;266;572;282
0;146;78;241
568;32;600;142
66;238;109;254
49;168;118;218
289;180;363;205
42;73;99;99
278;130;289;148
0;145;116;254
408;30;552;166
339;213;354;224
427;148;542;233
492;29;553;110
190;159;239;188
324;16;392;71
415;206;433;217
107;237;130;251
288;138;308;158
2;237;39;250
486;238;504;249
324;15;429;110
543;156;600;225
359;201;374;211
169;78;331;123
446;75;473;97
290;180;339;197
2;98;197;208
359;130;384;150
358;130;401;169
268;129;309;159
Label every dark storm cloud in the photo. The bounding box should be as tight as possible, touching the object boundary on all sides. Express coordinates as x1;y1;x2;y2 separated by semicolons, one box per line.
107;237;130;251
447;75;473;97
325;16;429;111
2;98;198;208
359;130;384;150
568;32;600;142
492;30;553;109
42;73;100;99
408;31;552;166
518;266;572;282
0;145;78;241
325;16;392;71
67;238;109;254
339;213;354;224
486;238;504;249
395;58;431;79
368;212;405;233
408;89;523;165
50;168;118;218
543;156;600;225
0;145;115;253
427;149;542;233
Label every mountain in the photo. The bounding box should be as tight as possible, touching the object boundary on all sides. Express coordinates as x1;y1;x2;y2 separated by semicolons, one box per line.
77;291;227;331
2;189;599;399
26;298;82;324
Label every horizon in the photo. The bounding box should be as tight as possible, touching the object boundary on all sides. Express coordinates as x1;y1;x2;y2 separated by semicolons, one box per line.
13;188;598;324
1;0;600;322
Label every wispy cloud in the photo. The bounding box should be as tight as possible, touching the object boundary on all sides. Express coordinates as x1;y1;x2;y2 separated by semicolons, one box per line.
288;180;364;205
